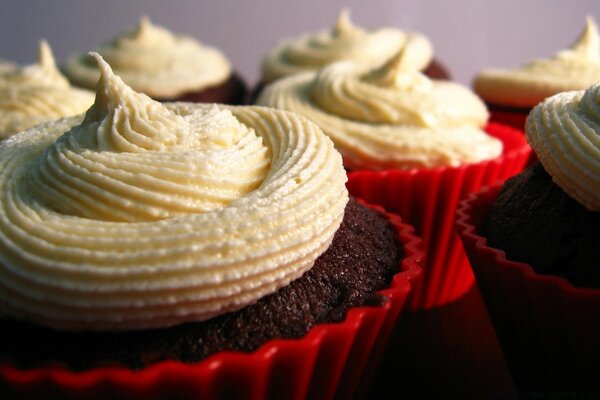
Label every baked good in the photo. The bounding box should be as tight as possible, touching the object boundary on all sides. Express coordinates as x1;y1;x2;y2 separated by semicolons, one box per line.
258;49;530;309
474;17;600;130
0;53;423;399
250;9;449;103
0;40;94;139
63;17;246;104
456;79;600;391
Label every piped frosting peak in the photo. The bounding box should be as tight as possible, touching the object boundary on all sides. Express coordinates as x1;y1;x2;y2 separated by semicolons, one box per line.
0;54;348;331
0;41;94;138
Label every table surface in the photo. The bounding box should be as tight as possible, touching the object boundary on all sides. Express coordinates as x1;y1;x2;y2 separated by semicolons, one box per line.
367;284;518;399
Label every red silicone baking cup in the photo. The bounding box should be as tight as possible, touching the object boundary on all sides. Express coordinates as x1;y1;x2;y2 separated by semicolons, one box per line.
346;122;531;310
456;184;600;391
0;201;423;400
487;105;530;132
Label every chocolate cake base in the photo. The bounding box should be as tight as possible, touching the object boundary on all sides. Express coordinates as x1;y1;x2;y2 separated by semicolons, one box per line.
0;198;402;371
155;72;247;105
482;163;600;287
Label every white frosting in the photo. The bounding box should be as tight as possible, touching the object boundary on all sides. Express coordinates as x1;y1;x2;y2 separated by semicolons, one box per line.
258;50;500;170
0;41;94;139
64;17;232;99
262;9;433;83
475;17;600;108
526;81;600;211
0;54;348;331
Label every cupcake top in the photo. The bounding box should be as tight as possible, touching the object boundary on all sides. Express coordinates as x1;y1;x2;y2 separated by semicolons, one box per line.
0;41;94;139
0;53;348;331
474;17;600;108
0;59;16;74
258;49;501;170
261;9;433;83
526;79;600;211
64;17;232;99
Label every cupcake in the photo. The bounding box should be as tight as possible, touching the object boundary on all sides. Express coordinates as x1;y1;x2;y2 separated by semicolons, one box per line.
258;50;530;309
252;9;449;102
474;17;600;130
0;41;94;140
0;59;16;74
0;53;423;399
456;80;600;391
63;16;246;104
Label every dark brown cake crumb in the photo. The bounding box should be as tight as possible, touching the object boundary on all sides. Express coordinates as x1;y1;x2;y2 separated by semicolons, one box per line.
482;163;600;287
0;198;402;371
155;72;247;105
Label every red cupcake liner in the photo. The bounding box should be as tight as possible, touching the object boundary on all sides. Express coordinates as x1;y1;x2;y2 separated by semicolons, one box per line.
0;201;424;400
456;184;600;391
487;105;530;132
347;123;531;310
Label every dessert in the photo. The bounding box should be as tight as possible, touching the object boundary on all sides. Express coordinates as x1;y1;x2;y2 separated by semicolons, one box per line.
258;49;530;309
251;9;449;102
474;17;600;130
0;53;423;399
0;41;94;139
258;49;500;171
456;79;600;391
63;17;246;104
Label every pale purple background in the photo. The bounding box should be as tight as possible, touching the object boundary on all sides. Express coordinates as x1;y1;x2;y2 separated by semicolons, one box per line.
1;0;599;86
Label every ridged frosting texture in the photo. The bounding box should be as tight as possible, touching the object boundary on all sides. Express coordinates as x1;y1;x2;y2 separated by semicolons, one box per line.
258;50;500;170
475;17;600;108
0;53;348;331
261;9;433;83
526;81;600;211
64;17;232;99
0;41;94;139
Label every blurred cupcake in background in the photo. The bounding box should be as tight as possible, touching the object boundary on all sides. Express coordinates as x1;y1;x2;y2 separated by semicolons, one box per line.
0;40;94;139
63;16;246;104
258;49;531;309
474;16;600;130
253;9;449;102
0;59;17;74
456;79;600;391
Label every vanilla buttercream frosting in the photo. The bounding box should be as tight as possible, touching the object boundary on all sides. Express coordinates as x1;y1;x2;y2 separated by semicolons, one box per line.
258;50;501;170
475;17;600;108
0;41;94;139
261;9;433;83
64;17;232;99
0;53;348;331
526;81;600;211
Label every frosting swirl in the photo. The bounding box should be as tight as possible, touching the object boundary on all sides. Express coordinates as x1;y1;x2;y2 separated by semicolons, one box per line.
475;17;600;108
0;54;348;331
526;81;600;211
261;9;433;83
0;41;94;139
64;17;232;99
258;50;500;170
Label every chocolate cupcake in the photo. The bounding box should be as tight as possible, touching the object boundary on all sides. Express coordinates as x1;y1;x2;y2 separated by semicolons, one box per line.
456;79;600;391
0;41;94;139
252;9;449;102
258;49;530;309
474;17;600;130
0;53;422;399
63;17;246;104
